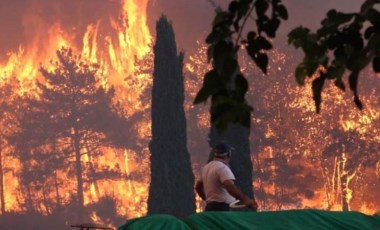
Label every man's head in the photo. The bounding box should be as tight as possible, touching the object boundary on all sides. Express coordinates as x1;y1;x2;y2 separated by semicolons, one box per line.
212;142;234;160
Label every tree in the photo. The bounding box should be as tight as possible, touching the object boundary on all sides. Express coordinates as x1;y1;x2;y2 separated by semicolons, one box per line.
148;16;196;218
321;127;379;211
195;0;380;132
0;79;19;214
187;36;379;212
11;48;131;217
194;0;288;132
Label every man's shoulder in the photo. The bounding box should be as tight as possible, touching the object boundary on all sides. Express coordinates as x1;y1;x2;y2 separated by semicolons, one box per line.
206;160;229;170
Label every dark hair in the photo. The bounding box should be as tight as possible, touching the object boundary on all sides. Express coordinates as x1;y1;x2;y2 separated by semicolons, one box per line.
212;142;234;158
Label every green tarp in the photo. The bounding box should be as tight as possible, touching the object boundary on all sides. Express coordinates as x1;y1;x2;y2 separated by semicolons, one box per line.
119;210;380;230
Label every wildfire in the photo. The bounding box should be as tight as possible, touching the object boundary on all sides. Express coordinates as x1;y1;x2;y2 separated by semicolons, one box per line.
0;0;152;223
0;0;379;227
186;40;380;215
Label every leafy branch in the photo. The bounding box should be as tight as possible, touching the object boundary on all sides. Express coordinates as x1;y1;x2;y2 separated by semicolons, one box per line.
288;0;380;112
194;0;288;132
196;0;380;133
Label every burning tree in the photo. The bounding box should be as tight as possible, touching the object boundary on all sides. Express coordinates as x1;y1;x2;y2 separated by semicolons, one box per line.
148;16;196;218
0;79;20;214
10;48;131;217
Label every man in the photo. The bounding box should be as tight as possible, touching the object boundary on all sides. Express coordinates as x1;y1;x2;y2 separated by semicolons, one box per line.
195;142;258;211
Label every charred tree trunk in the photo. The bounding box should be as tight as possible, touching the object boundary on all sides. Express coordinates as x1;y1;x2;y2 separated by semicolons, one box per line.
53;170;61;208
26;184;34;212
148;16;195;218
86;150;100;199
340;173;350;211
0;140;5;214
209;124;254;199
42;183;51;215
73;130;84;214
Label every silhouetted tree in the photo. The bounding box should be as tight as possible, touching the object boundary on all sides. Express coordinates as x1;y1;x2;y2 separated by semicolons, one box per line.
11;48;131;217
322;129;379;211
0;79;19;214
148;16;196;217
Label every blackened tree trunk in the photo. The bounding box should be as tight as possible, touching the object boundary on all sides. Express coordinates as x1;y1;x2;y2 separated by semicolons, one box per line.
73;129;84;214
148;16;195;218
0;140;5;214
209;124;254;199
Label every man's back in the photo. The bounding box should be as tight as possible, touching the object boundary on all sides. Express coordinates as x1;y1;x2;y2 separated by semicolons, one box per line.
201;160;236;204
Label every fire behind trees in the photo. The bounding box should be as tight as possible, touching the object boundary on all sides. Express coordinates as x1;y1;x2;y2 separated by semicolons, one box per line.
1;48;132;226
186;44;380;213
0;18;378;230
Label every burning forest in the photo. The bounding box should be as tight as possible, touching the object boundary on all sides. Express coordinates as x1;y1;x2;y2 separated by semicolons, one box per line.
0;0;379;229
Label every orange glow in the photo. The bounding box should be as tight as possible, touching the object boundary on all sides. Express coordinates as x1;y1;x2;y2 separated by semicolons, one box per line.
0;0;152;221
0;0;379;224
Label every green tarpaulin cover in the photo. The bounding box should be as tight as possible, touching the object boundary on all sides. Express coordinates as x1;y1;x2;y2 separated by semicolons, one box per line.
119;210;380;230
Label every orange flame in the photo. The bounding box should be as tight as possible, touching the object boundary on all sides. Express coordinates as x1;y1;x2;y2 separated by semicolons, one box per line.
1;0;152;221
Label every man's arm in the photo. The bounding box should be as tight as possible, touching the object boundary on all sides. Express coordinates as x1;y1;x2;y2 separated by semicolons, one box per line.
195;180;206;200
222;179;258;210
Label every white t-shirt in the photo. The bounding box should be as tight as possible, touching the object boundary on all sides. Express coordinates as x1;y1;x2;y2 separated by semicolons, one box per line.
200;160;236;204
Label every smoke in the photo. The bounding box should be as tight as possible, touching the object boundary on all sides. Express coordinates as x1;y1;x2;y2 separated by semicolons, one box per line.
0;0;364;58
146;0;362;53
0;0;119;60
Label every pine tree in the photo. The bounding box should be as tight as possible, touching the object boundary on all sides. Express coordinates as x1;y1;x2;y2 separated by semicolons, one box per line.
0;80;18;214
148;16;195;218
11;48;130;217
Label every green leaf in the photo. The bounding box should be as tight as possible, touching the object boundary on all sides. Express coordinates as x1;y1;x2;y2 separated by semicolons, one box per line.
312;76;326;113
237;1;251;18
206;31;218;44
348;70;359;92
228;1;239;14
360;0;377;15
354;95;363;109
277;5;288;20
336;12;355;24
364;26;375;39
254;53;268;74
256;36;273;50
365;8;380;25
303;40;323;58
373;56;380;72
321;10;355;29
288;27;310;47
212;11;229;27
326;65;345;80
211;96;253;133
213;41;235;75
334;78;346;91
255;0;269;16
350;54;371;71
304;58;320;76
220;57;238;82
295;65;307;85
235;73;249;99
327;65;345;91
265;18;280;37
247;31;257;42
206;26;233;44
207;46;214;63
193;70;223;104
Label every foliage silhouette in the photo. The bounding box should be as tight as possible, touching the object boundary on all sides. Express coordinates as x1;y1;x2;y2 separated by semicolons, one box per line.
195;0;380;133
148;15;196;218
10;48;131;217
